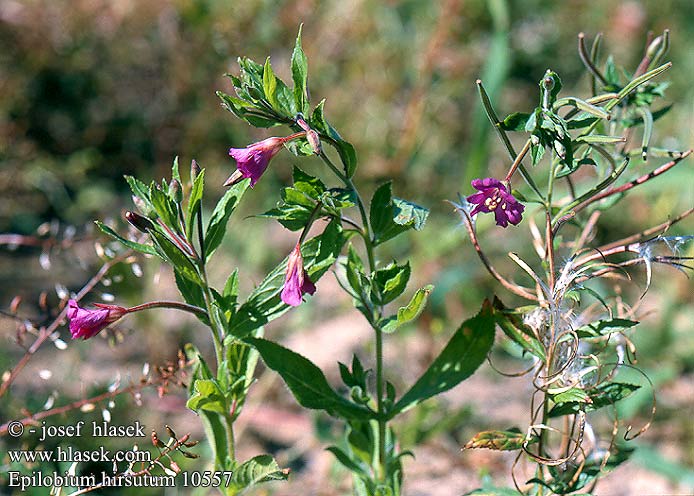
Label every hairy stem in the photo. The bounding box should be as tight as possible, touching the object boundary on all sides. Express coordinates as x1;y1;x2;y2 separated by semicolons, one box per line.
319;149;386;482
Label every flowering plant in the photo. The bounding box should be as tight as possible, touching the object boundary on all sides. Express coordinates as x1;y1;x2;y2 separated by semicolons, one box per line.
457;30;692;495
2;24;690;496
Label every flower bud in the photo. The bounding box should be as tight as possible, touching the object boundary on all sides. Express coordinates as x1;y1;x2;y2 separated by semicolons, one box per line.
306;129;322;155
191;159;201;179
125;211;154;232
169;179;183;203
67;299;129;340
296;117;322;155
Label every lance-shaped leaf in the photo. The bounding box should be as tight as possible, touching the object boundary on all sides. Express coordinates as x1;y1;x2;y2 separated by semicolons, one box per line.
228;455;289;491
185;168;205;240
185;345;229;469
291;25;309;115
576;318;638;338
370;182;429;246
186;379;228;414
379;285;434;334
493;297;545;360
463;428;538;451
95;221;159;257
549;381;640;417
389;300;495;417
246;337;373;420
371;262;410;305
204;179;249;260
311;99;358;177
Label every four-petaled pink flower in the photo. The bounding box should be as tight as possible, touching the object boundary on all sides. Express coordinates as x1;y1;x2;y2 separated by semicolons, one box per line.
467;177;525;227
225;137;286;187
280;243;316;307
67;299;129;340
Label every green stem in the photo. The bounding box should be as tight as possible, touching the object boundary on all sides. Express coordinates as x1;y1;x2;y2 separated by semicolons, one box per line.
476;80;544;199
194;203;233;464
319;149;385;482
374;323;386;482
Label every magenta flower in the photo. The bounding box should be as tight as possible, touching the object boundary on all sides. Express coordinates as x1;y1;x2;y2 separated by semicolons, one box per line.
280;243;316;306
466;177;525;227
66;299;128;340
224;137;286;187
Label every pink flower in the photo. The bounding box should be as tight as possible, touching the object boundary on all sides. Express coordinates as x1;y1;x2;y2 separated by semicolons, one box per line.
66;299;128;340
280;243;316;306
225;137;286;187
466;177;525;227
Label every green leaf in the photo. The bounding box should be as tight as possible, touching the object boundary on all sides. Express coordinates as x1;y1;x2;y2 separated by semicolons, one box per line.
149;230;201;285
550;387;590;404
380;285;434;334
291;25;309;115
326;446;369;478
371;262;410;305
311;99;358;177
292;166;326;198
499;112;530;131
465;488;523;496
262;57;279;110
186;168;205;240
576;318;638;338
149;183;180;230
463;428;538;451
396;284;434;325
222;269;240;309
171;156;181;184
530;142;545;165
370;182;429;246
228;455;289;490
345;244;369;296
186;346;229;469
392;198;428;229
604;55;620;86
223;337;260;420
124;175;156;218
186;379;228;414
246;337;373;420
205;179;249;260
261;204;313;231
548;382;641;417
260;166;326;231
95;221;159;257
493;298;546;360
217;90;279;128
174;271;207;322
390;300;495;417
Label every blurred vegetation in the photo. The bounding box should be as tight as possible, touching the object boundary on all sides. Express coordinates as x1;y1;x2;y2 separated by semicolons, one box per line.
1;0;692;494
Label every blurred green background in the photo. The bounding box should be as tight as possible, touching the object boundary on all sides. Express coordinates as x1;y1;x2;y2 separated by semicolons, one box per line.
1;0;692;494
